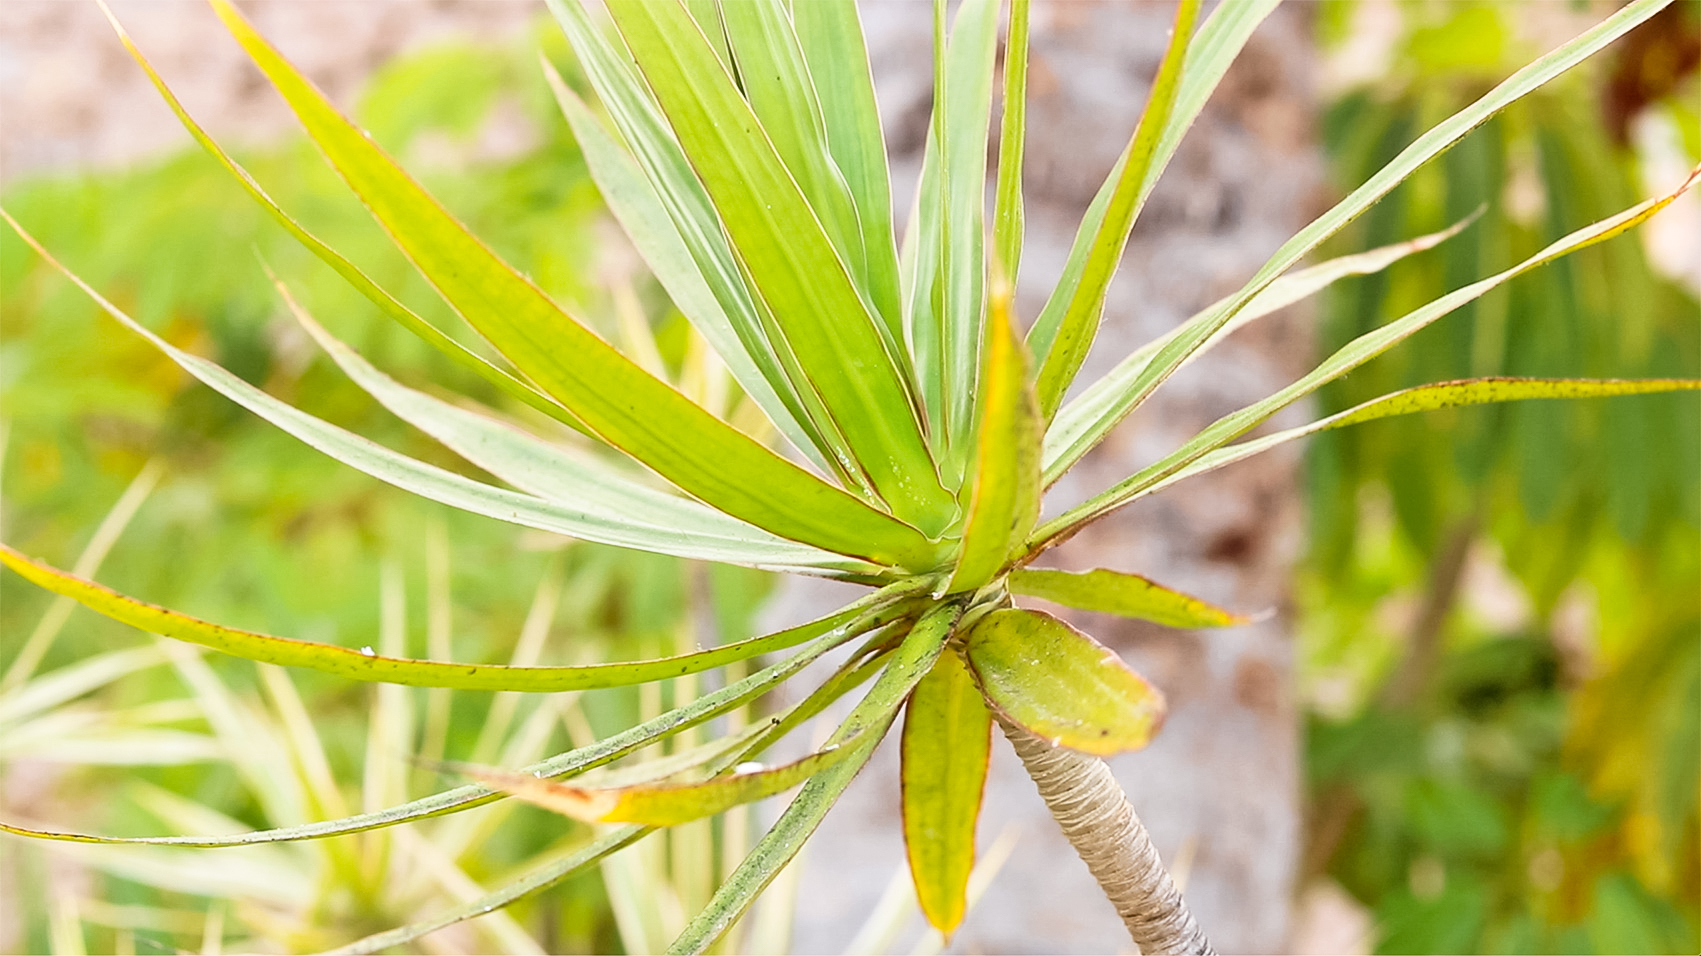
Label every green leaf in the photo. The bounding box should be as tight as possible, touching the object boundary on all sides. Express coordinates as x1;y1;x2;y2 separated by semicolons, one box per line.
0;603;898;847
665;601;964;954
903;0;1000;478
1008;568;1251;629
718;2;882;350
792;0;905;335
963;609;1165;756
992;0;1031;285
542;61;826;471
948;286;1041;593
1030;164;1701;551
604;0;955;535
0;543;905;692
208;0;937;567
900;652;992;936
1028;0;1202;421
1027;0;1277;371
98;5;593;439
1050;0;1674;474
0;209;871;575
1135;377;1701;504
325;827;649;955
281;280;822;560
1044;213;1482;482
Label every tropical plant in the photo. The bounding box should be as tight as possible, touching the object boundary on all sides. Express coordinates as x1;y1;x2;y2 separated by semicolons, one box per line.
2;0;1697;951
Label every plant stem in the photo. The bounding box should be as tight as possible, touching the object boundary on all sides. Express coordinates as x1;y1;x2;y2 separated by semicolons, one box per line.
997;715;1213;955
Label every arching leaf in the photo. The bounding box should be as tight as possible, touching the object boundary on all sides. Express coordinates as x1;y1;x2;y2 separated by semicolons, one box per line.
1009;568;1251;629
901;651;992;935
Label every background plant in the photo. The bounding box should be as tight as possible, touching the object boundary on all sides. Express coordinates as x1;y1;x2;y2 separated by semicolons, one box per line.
2;0;1697;953
1298;2;1700;952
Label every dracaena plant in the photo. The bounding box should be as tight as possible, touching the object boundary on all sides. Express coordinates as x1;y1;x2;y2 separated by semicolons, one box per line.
3;0;1697;951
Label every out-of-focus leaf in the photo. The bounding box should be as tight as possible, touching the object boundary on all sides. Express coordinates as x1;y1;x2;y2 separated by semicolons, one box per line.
1008;568;1251;629
326;827;650;955
963;608;1164;756
209;0;939;566
901;652;991;936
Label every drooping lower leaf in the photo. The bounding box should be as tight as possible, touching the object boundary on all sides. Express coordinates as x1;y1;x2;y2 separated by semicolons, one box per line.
663;601;964;954
1009;568;1251;629
0;543;898;692
0;607;900;848
901;651;992;936
964;609;1164;756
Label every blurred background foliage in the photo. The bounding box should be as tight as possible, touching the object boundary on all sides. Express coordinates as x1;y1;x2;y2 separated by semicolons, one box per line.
1301;1;1699;953
2;3;1698;955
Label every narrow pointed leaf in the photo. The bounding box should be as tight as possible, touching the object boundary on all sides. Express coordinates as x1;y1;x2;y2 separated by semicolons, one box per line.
543;4;846;475
900;652;992;936
935;0;1001;469
99;5;591;438
1044;214;1482;481
605;0;954;533
964;609;1165;756
992;0;1031;285
0;600;903;848
1028;0;1202;421
283;282;815;554
792;0;905;334
1138;377;1701;503
1031;165;1701;552
718;1;880;346
497;603;959;831
948;287;1040;592
543;62;824;468
208;0;935;566
1;210;872;574
665;602;964;954
0;543;898;692
1053;0;1673;470
1008;568;1250;629
1027;0;1276;371
326;827;650;956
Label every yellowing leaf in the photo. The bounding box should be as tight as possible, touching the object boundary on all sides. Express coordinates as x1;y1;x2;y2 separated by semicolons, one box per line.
901;652;992;936
1008;568;1250;629
964;609;1165;756
948;281;1040;592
